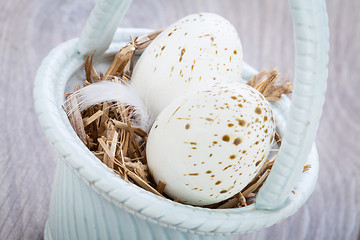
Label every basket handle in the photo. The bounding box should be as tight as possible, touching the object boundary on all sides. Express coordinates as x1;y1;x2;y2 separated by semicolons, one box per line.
77;0;133;56
255;0;329;210
77;0;329;210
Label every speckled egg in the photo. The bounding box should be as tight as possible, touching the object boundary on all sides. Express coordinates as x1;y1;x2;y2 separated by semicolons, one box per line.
146;82;275;206
132;13;243;117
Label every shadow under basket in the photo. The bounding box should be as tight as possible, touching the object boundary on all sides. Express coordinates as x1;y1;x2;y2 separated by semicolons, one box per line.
33;0;329;239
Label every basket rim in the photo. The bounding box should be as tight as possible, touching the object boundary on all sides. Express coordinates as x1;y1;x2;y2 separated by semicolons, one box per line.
33;28;319;235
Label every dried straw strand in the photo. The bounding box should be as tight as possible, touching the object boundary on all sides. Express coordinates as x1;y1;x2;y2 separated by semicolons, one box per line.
247;69;293;101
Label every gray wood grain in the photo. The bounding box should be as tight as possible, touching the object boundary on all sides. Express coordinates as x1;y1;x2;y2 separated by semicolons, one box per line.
1;0;359;239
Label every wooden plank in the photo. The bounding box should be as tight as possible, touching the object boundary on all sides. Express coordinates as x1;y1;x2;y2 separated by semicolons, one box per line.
0;0;359;239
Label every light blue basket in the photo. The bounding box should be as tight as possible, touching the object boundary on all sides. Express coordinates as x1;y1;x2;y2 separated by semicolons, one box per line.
33;0;329;239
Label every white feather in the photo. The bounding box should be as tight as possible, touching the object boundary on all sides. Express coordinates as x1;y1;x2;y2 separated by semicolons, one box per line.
65;81;154;131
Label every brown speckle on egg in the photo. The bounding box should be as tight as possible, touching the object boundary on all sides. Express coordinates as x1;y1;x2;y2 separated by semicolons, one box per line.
185;124;190;129
255;107;262;114
188;173;199;176
229;154;236;159
215;180;222;185
228;123;234;127
237;119;246;126
206;170;212;174
233;137;242;146
179;48;186;62
222;135;230;142
220;190;227;194
223;165;233;171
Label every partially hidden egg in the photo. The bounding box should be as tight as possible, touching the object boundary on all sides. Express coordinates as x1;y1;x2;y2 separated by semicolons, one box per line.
146;82;275;205
132;13;243;117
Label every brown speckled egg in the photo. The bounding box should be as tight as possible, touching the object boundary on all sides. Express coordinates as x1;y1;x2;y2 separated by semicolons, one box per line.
146;82;275;206
131;13;243;117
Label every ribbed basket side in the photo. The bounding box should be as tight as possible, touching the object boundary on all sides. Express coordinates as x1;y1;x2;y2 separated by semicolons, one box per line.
45;156;231;240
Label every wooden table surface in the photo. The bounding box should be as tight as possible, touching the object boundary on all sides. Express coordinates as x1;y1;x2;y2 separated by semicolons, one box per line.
1;0;359;239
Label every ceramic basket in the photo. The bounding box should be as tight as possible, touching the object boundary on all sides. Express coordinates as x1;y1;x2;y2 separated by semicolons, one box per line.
33;0;329;239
